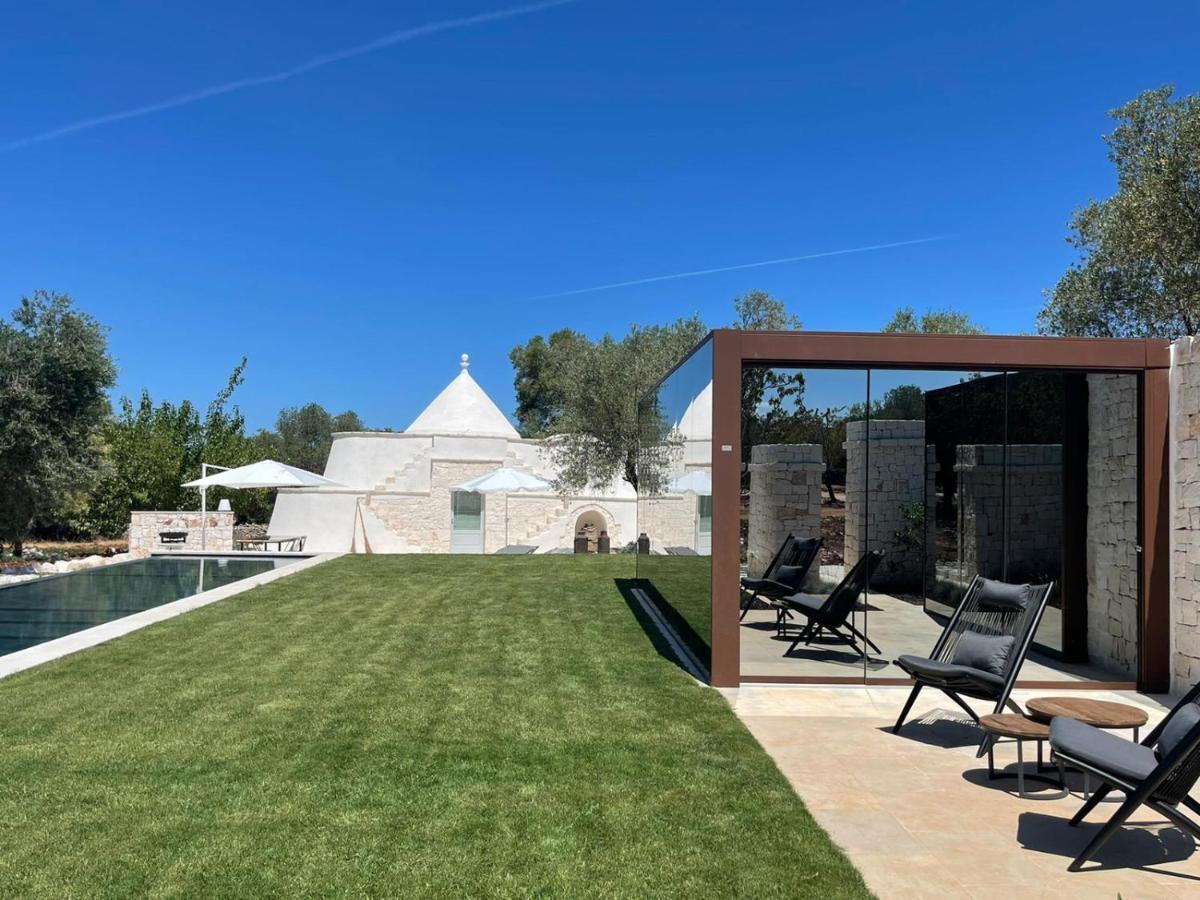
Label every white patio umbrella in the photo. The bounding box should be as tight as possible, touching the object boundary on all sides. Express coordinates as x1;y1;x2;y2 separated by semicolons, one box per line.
455;467;552;548
182;459;341;549
669;470;712;494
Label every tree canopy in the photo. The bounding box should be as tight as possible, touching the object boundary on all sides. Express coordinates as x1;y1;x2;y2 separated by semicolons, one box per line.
1039;86;1200;338
83;360;269;535
253;404;366;475
0;292;115;554
883;306;986;334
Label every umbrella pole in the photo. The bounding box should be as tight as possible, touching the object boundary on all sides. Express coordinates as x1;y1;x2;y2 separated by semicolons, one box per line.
201;465;207;551
505;493;509;549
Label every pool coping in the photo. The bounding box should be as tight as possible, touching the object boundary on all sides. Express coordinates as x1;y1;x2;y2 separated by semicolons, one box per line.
0;552;342;681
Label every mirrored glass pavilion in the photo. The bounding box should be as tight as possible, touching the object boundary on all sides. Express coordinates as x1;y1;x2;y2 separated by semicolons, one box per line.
635;330;1171;691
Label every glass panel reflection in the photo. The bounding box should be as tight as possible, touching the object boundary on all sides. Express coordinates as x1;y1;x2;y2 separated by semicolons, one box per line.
740;366;868;679
636;339;713;669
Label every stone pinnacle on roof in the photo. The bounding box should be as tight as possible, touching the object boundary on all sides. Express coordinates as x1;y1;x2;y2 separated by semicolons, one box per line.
404;353;520;439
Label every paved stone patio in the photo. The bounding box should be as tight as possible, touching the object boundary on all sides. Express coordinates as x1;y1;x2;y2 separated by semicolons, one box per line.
739;593;1127;682
728;685;1199;898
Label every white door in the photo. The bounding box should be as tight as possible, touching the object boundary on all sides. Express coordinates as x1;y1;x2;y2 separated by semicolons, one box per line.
451;491;484;553
695;494;712;555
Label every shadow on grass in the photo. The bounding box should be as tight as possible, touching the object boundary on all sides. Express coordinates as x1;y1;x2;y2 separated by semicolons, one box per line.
614;578;710;681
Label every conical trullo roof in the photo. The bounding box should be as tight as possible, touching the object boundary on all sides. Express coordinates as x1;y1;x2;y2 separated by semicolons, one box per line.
405;354;520;439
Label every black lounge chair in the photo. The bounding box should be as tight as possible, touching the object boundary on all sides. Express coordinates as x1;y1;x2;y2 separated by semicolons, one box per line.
740;536;823;631
779;550;882;660
891;575;1054;756
1051;683;1200;871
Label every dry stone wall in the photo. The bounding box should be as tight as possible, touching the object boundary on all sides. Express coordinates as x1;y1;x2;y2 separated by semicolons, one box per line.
1172;337;1200;692
128;511;234;553
955;444;1062;584
844;421;931;589
1086;374;1139;678
747;444;823;578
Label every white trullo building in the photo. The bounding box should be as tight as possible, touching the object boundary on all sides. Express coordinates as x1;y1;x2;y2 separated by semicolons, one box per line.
267;354;712;554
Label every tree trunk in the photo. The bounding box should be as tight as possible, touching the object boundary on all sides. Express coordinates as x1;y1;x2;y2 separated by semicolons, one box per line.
12;537;23;558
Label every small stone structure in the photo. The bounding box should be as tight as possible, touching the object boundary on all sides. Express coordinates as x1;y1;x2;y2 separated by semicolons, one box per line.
747;444;823;577
843;421;933;589
127;511;234;553
1086;374;1139;677
1172;337;1200;692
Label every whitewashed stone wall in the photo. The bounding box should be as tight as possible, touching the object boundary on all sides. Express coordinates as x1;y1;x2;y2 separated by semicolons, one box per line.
368;460;501;553
956;444;1062;583
1086;374;1139;678
844;421;931;588
128;511;234;553
638;495;698;553
1172;337;1200;692
747;444;823;577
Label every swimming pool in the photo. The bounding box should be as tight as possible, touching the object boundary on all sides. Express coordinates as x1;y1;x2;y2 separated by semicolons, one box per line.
0;555;296;658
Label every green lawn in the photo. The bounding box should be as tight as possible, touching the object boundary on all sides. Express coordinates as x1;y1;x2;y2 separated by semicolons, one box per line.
0;555;870;898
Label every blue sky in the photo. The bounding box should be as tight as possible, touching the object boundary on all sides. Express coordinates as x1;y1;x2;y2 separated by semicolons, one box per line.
2;1;1198;431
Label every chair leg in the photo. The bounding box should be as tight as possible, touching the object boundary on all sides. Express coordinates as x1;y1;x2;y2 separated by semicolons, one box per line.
892;684;922;734
845;622;881;655
785;623;812;655
1068;793;1144;871
1152;801;1200;841
1069;783;1113;826
944;690;981;723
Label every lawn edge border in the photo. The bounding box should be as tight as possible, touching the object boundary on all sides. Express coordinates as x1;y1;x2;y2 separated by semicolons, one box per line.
629;586;711;685
0;552;343;681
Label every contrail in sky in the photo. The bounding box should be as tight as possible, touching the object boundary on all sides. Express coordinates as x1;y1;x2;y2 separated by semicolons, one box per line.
2;0;575;152
524;236;948;300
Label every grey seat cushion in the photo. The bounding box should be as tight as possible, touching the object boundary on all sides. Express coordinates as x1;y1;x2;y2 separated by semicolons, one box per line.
895;654;1005;693
1050;716;1158;785
1155;701;1200;761
950;631;1015;676
780;593;826;616
741;577;794;598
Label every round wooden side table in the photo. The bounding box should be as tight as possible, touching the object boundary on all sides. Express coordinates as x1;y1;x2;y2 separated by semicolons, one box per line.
1026;697;1149;799
1025;696;1148;741
979;713;1067;799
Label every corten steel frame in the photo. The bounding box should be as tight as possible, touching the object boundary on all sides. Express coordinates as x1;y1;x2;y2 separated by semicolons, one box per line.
699;329;1172;690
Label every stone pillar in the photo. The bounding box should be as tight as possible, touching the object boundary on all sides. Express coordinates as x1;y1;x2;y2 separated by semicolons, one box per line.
1172;337;1200;692
747;444;823;577
1086;374;1139;678
844;420;928;589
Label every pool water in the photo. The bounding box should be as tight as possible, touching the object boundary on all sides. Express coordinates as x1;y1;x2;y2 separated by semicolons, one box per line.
0;556;291;657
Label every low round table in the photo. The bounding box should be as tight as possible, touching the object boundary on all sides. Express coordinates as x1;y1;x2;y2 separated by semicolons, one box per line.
979;713;1066;799
1025;697;1148;741
1026;697;1149;800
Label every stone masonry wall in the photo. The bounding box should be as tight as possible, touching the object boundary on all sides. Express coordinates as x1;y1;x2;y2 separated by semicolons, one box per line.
368;459;501;553
638;494;698;554
844;421;930;589
955;444;1062;583
747;444;823;578
1172;337;1200;692
128;510;234;553
1086;374;1139;678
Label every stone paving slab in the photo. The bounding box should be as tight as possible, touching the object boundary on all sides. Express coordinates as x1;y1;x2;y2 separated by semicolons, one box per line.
732;686;1199;898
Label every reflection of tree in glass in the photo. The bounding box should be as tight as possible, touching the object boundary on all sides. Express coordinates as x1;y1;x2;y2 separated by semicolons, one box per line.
636;396;682;498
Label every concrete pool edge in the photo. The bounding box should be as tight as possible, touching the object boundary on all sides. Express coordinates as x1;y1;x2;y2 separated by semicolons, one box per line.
0;552;343;681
